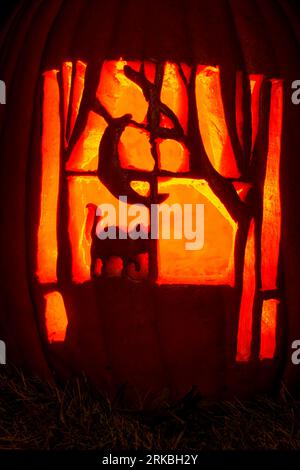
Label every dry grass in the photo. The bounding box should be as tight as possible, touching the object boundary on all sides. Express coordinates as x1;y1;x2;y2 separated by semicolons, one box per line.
0;366;300;450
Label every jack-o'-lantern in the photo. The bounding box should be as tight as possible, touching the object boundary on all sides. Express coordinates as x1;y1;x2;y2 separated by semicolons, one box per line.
1;0;300;402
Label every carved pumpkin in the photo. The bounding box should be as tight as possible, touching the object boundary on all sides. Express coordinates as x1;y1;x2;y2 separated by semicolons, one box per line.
1;0;300;402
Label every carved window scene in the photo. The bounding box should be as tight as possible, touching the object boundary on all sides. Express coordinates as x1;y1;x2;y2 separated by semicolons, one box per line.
37;60;282;363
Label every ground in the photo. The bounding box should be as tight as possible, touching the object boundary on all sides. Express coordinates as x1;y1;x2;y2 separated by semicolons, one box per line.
0;366;299;450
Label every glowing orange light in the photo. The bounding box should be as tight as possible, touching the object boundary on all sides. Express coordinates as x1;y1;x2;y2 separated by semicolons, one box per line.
232;182;252;202
66;111;107;171
181;64;191;83
144;62;156;83
160;62;188;132
119;126;155;171
261;80;282;291
94;258;103;276
37;70;60;283
62;61;72;145
236;220;256;361
44;291;68;343
68;176;111;283
69;61;87;138
96;60;147;123
130;181;150;197
157;178;237;285
158;139;189;172
250;74;264;152
68;176;150;283
195;66;240;178
260;299;278;359
126;60;142;72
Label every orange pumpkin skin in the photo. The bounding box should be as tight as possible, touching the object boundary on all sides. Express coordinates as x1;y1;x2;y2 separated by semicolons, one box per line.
1;0;300;403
